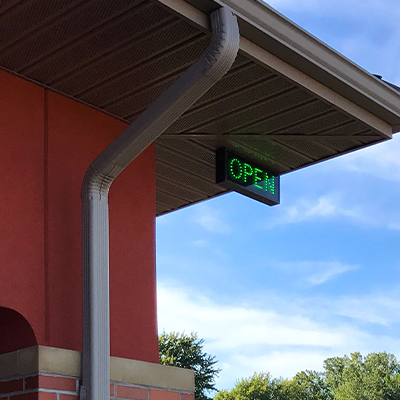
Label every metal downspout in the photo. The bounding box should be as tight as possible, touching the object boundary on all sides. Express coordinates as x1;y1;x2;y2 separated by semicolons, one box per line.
80;7;239;400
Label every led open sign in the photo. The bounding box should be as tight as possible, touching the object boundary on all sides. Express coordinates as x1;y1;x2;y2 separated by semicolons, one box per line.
216;148;280;206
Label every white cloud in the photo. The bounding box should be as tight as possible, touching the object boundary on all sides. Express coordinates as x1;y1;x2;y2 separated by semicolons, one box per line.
157;283;346;349
304;261;358;286
271;260;358;286
341;136;400;182
332;292;400;326
157;282;400;388
266;188;400;230
192;239;207;247
267;193;363;227
193;204;231;234
231;351;331;381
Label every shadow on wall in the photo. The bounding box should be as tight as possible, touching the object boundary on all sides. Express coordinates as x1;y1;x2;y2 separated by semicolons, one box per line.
0;307;37;354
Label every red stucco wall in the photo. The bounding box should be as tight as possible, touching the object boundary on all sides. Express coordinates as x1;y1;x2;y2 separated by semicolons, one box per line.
0;70;158;362
0;72;46;348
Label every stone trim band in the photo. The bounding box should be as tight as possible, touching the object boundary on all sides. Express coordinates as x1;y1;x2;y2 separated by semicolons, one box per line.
0;347;194;393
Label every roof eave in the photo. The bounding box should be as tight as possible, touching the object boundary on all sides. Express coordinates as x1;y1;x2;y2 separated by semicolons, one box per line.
169;0;400;132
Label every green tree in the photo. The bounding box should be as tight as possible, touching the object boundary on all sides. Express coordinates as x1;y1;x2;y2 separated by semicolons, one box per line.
214;352;400;400
324;355;348;392
215;371;331;400
159;332;220;400
324;352;400;400
292;370;332;400
215;372;282;400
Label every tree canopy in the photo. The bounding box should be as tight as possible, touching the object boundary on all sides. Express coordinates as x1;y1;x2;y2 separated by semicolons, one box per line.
325;352;400;400
215;371;331;400
158;332;400;400
216;372;282;400
215;352;400;400
158;332;220;400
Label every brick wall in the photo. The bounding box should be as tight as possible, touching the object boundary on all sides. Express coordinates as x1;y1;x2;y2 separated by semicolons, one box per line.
0;374;195;400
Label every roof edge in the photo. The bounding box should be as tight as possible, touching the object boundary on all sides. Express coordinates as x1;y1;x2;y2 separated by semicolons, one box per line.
240;36;392;138
215;0;400;130
158;0;400;131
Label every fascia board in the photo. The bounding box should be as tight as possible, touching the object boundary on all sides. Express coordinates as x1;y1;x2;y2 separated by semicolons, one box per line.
163;0;400;132
240;36;392;139
156;0;393;138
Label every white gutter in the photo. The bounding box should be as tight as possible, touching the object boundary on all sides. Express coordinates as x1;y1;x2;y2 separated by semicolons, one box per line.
217;0;400;129
162;0;400;131
80;7;239;400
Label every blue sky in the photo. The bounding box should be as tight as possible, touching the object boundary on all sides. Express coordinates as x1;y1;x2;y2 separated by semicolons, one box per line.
156;0;400;390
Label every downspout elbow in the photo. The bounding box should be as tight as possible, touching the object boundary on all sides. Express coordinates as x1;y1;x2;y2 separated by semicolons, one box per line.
81;7;239;202
81;164;121;201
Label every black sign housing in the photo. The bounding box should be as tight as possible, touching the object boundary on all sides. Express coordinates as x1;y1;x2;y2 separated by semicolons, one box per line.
216;148;280;206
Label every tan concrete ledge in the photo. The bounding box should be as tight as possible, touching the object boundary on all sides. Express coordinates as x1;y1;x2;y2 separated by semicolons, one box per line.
0;346;194;392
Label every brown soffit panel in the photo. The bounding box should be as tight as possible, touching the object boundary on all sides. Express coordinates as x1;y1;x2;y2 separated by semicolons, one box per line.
159;0;400;132
0;0;399;215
